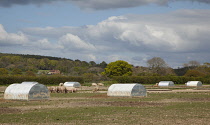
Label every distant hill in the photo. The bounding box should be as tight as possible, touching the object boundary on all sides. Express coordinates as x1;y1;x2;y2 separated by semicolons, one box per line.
0;53;72;61
0;53;107;75
0;53;195;76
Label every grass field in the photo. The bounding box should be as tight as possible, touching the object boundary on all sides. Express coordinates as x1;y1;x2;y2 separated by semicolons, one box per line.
1;87;210;125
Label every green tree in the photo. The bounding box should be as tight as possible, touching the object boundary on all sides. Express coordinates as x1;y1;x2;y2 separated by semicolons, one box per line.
39;58;50;70
197;62;210;74
12;68;22;75
102;60;132;77
184;70;205;77
99;61;107;68
11;56;22;64
87;67;104;74
73;67;87;76
25;71;36;76
0;68;9;75
0;56;11;67
89;61;97;67
83;73;95;83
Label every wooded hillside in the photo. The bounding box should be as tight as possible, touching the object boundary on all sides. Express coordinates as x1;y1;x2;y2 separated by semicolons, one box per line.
0;53;107;76
1;53;210;84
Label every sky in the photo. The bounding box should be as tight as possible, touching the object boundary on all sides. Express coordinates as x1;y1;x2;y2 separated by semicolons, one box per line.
0;0;210;68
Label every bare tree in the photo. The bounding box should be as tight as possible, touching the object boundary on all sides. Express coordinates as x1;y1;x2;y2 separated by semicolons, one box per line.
183;60;200;68
188;61;200;67
147;57;169;75
147;57;168;68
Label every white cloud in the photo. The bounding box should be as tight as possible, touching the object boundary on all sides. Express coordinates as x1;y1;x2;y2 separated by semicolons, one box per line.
37;38;51;47
90;10;210;53
87;54;96;61
31;38;62;50
2;9;210;67
58;33;96;51
21;9;210;54
117;24;185;51
0;24;28;46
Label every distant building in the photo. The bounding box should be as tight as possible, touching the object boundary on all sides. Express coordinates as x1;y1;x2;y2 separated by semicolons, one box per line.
48;70;60;75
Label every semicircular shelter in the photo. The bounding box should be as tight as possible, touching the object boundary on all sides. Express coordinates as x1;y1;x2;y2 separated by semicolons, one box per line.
107;83;147;97
63;82;81;88
158;81;175;87
4;82;50;100
186;81;202;87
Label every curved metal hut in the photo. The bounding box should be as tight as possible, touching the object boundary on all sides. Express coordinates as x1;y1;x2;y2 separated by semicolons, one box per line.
107;83;147;97
158;81;175;87
4;82;50;100
186;81;202;87
63;82;81;88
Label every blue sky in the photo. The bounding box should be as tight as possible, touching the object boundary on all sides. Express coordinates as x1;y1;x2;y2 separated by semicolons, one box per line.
0;0;210;68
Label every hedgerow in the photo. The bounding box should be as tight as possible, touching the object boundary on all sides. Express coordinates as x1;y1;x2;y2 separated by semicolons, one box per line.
0;75;84;85
1;75;210;86
112;76;210;84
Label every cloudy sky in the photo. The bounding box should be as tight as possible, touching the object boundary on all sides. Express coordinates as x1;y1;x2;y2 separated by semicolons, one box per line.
0;0;210;68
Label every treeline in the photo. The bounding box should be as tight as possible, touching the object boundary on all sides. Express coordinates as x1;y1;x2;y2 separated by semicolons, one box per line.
0;53;69;60
1;75;210;86
1;53;210;85
0;53;107;75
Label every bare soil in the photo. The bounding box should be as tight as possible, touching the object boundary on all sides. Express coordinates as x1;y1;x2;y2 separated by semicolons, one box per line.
0;107;21;114
1;85;210;115
1;85;210;125
1;92;209;114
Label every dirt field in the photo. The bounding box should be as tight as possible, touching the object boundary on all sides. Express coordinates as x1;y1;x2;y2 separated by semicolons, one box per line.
1;85;210;124
1;85;210;92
